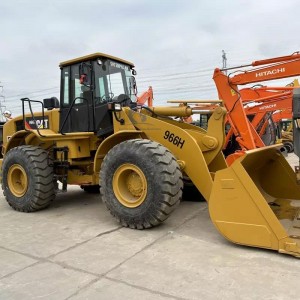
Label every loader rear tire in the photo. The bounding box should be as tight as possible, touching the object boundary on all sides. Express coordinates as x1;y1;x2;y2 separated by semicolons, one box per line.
182;176;205;202
100;139;183;229
2;146;55;212
284;141;294;153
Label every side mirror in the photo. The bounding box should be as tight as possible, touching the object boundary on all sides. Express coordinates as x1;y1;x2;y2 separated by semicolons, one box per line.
131;76;137;96
79;62;92;87
44;97;60;110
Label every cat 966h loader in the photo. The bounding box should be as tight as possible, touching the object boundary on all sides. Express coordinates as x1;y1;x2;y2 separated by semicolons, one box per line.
1;53;300;257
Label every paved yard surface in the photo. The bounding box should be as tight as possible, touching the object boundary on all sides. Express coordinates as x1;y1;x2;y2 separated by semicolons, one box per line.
0;153;300;300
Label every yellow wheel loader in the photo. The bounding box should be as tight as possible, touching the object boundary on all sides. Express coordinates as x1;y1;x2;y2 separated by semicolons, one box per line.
1;53;300;257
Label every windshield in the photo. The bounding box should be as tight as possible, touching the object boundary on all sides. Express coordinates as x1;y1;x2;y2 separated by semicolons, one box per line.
94;59;136;103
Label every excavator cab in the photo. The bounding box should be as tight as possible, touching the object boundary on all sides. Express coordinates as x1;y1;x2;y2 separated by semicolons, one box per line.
293;88;300;160
57;53;137;135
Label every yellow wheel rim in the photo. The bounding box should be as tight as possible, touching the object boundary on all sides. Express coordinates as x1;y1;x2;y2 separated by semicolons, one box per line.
7;164;28;197
113;163;147;208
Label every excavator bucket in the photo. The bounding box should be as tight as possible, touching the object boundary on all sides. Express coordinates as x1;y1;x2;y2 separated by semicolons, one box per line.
209;145;300;257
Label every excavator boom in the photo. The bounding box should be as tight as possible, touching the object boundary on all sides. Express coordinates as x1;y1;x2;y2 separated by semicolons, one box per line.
214;51;300;163
226;52;300;85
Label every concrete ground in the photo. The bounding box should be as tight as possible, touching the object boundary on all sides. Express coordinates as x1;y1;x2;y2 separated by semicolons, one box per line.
0;153;300;300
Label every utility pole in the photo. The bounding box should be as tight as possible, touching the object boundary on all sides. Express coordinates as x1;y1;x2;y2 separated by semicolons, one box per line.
222;50;227;74
0;83;7;122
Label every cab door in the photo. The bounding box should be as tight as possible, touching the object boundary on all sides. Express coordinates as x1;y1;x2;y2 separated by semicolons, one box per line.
59;63;94;133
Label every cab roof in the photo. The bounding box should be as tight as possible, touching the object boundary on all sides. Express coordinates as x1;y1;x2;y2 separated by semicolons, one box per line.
59;52;135;68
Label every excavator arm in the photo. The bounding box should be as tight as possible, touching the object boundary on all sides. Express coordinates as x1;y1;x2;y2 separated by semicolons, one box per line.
213;69;265;151
214;51;300;163
137;86;153;106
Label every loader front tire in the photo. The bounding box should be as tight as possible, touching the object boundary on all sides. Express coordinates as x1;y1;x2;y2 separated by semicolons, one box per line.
2;146;55;212
100;139;183;229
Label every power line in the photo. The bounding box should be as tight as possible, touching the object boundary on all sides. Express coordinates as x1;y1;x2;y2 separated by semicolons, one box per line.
4;64;218;112
4;86;59;100
138;67;213;79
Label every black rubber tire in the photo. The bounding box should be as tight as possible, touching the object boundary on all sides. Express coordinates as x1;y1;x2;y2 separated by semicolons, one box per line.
100;139;183;229
181;175;205;202
284;141;294;153
2;146;56;212
81;185;100;193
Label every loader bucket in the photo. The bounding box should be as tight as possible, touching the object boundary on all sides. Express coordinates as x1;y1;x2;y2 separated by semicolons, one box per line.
209;145;300;257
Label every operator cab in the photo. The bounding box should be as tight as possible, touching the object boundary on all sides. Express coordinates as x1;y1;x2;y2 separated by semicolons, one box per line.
293;88;300;158
58;53;137;135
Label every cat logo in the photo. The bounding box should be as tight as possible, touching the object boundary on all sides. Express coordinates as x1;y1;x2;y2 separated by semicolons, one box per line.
25;117;49;129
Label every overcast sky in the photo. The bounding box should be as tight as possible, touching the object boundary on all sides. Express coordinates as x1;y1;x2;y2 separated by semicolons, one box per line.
0;0;299;116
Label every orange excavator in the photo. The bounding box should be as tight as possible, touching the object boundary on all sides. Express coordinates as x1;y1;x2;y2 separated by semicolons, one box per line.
241;85;294;141
179;83;296;160
213;51;300;163
137;86;153;106
136;54;299;163
223;84;295;157
240;81;297;128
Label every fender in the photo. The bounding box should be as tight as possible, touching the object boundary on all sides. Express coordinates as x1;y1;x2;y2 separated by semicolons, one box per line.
93;130;143;174
3;130;33;154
